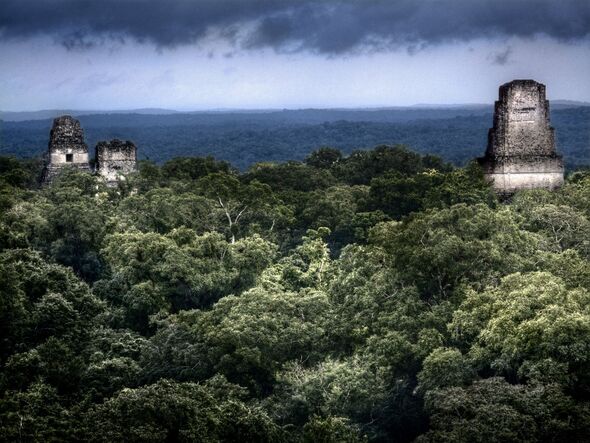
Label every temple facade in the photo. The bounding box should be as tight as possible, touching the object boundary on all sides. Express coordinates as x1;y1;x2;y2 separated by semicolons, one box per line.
42;115;92;183
95;139;138;184
478;79;564;195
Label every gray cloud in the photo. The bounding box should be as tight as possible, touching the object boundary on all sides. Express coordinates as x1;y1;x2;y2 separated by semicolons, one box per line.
1;0;589;55
489;46;513;65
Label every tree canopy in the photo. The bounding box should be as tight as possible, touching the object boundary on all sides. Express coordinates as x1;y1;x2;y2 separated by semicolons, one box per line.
1;145;589;442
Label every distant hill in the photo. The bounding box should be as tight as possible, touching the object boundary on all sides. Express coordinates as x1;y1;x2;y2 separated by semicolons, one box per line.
1;106;588;170
0;108;180;122
551;100;590;107
2;100;588;122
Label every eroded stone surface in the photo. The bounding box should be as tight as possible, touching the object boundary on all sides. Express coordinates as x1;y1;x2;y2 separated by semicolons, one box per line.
42;115;91;183
95;139;137;185
478;79;564;195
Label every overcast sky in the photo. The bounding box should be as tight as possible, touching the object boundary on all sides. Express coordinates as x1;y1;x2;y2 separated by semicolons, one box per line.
1;0;589;111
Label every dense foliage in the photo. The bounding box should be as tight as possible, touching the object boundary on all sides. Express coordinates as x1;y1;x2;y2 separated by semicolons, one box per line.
2;106;589;169
1;145;589;442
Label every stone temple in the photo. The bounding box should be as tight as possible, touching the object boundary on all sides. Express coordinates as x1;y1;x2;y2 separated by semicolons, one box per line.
478;79;564;195
42;115;137;185
42;115;92;183
95;139;138;184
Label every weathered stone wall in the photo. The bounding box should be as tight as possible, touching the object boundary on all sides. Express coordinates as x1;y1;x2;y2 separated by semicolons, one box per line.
42;115;91;183
478;79;564;194
95;139;137;185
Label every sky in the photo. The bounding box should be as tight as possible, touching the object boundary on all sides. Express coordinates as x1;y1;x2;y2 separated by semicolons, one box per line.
1;0;589;111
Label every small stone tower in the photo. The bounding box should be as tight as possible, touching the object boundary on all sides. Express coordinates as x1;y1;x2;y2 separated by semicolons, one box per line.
478;80;564;195
95;139;137;185
42;115;91;183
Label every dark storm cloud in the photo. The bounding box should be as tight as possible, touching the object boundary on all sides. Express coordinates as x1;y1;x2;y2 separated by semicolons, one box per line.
1;0;589;54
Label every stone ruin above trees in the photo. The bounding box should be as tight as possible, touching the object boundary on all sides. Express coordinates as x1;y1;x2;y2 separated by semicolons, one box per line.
42;115;137;186
478;79;564;195
42;80;566;194
95;139;138;184
41;115;92;183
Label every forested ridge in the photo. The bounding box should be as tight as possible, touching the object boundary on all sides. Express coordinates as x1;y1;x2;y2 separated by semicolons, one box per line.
1;145;590;442
2;106;589;169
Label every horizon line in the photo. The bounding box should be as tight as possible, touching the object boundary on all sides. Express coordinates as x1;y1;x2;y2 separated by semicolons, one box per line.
3;99;590;115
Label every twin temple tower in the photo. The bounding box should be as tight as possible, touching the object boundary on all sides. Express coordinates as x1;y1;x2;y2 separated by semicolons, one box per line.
43;79;564;193
42;116;137;185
